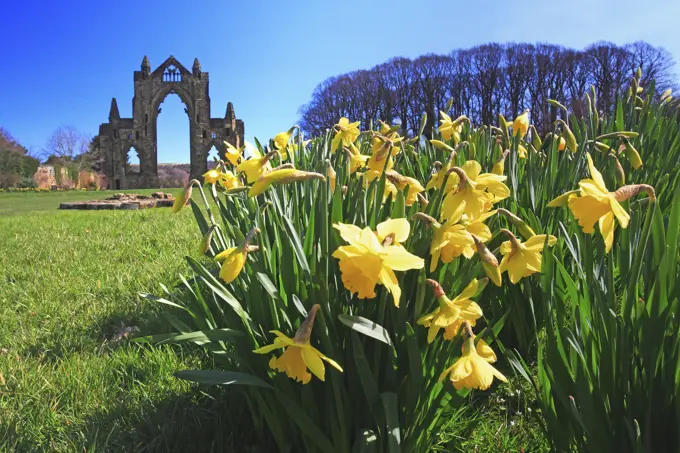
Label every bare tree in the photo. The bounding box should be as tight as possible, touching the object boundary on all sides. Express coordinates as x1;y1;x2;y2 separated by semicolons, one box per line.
298;41;677;137
43;126;93;171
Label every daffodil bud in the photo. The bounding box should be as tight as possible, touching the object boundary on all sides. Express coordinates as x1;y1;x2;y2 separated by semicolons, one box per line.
547;190;580;207
530;125;542;152
425;279;448;305
612;184;656;202
198;225;217;255
497;209;536;240
556;119;577;153
430;140;456;153
411;212;440;228
621;138;643;169
492;150;510;176
294;304;320;344
613;156;625;186
472;235;502;287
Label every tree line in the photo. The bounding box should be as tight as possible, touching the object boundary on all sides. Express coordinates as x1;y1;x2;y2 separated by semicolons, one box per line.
299;41;677;137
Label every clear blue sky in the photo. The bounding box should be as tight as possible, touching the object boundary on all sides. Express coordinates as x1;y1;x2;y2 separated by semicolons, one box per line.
1;0;678;164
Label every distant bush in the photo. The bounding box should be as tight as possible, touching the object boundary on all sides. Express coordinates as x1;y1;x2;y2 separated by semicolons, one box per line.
0;127;39;189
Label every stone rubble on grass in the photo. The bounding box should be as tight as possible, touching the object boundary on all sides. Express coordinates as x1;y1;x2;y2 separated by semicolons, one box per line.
59;192;176;210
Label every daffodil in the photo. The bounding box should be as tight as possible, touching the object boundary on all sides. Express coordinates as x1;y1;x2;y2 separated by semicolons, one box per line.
385;170;425;206
224;141;244;167
512;110;529;139
439;328;507;391
325;160;337;193
472;234;502;287
548;153;654;252
517;144;528;159
235;150;276;183
439;112;468;143
272;128;295;160
254;305;342;384
344;144;369;173
498;229;556;284
492;150;510;175
361;170;398;202
248;167;325;197
417;279;484;343
331;117;361;152
217;170;242;190
214;227;259;283
429;201;495;272
440;161;509;220
172;182;194;213
203;169;220;184
332;219;424;306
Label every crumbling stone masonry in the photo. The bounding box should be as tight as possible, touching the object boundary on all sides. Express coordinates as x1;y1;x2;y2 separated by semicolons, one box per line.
96;56;244;189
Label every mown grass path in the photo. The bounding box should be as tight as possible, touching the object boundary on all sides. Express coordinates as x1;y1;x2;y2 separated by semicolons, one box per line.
0;191;258;452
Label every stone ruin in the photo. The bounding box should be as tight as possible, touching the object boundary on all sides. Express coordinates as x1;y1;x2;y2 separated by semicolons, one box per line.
96;56;245;190
59;192;175;210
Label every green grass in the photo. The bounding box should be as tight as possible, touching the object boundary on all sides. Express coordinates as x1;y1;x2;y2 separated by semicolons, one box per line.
0;190;547;452
0;190;262;452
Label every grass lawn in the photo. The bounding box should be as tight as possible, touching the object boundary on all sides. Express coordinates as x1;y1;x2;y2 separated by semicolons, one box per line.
0;190;547;452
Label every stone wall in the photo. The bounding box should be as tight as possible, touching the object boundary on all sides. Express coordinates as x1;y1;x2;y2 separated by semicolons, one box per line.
33;166;107;190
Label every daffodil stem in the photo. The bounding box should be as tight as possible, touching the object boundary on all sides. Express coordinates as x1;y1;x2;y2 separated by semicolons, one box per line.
448;167;467;191
463;320;475;338
500;228;520;250
426;279;445;299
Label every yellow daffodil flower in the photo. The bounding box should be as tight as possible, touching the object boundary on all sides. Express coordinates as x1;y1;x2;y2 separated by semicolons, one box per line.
331;117;361;152
248;167;325;197
439;112;468;143
361;170;398;202
203;169;220;184
332;219;424;306
518;144;528;159
429;201;495;272
254;305;343;384
385;170;425;206
325;161;337;194
512;110;529;139
548;153;654;252
492;150;510;175
441;160;509;220
214;227;259;283
417;279;484;343
217;170;242;190
235;150;276;183
498;229;556;284
439;330;507;390
224;141;244;167
272;128;295;160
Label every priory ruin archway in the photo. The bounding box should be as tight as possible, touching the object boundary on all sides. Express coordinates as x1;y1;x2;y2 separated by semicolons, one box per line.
97;56;244;189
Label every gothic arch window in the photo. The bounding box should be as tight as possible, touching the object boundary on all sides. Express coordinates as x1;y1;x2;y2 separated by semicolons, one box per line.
211;132;217;139
163;65;182;82
125;147;140;175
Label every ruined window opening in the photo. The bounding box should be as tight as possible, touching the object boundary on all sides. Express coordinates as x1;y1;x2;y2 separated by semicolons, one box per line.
125;147;140;175
145;125;148;136
196;113;200;122
225;129;231;137
128;133;133;140
163;65;182;83
113;129;118;138
145;114;148;123
135;131;140;140
211;132;217;139
202;130;207;139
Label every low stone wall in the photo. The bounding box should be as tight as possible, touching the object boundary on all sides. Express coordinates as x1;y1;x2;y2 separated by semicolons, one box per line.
59;192;175;210
34;166;108;190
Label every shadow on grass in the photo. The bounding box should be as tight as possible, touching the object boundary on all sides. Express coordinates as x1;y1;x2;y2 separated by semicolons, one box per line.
80;385;274;453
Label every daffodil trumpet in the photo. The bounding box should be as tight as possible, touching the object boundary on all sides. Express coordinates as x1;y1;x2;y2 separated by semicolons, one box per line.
438;320;507;390
214;227;260;284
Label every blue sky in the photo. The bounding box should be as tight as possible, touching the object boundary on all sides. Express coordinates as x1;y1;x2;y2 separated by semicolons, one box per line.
1;0;678;164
